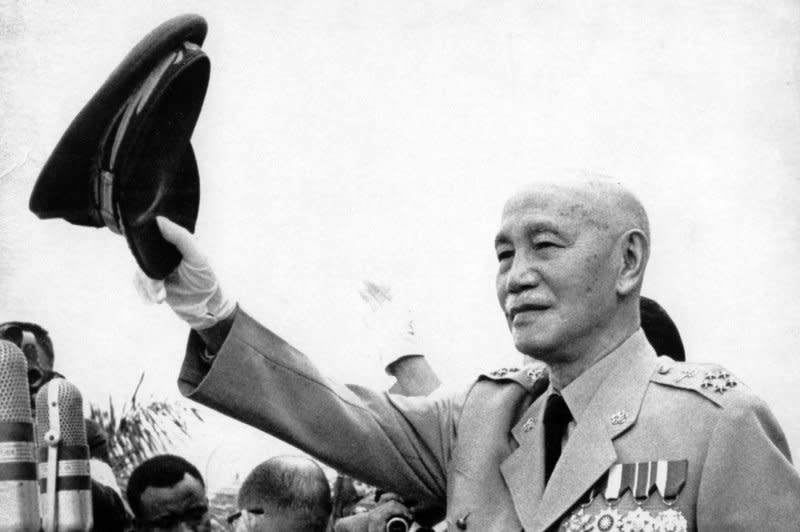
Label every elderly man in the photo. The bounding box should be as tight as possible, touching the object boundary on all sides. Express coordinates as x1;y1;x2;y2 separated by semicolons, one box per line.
228;456;332;532
142;178;799;530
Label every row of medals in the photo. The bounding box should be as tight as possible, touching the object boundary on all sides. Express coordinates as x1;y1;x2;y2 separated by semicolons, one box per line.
560;496;687;532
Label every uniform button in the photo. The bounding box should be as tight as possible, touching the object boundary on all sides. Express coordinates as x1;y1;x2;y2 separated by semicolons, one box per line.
456;512;471;530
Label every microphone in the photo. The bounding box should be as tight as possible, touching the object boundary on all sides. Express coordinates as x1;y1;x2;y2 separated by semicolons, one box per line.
0;340;40;531
35;378;93;532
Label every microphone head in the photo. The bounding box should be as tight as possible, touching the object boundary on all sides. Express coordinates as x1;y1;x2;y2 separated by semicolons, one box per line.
0;340;40;531
0;340;34;422
35;378;93;531
35;378;88;448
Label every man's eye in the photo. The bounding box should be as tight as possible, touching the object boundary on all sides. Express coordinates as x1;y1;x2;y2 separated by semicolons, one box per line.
534;241;559;250
496;249;514;262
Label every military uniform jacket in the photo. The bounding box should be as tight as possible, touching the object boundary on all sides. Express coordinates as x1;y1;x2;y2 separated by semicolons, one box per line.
177;309;800;531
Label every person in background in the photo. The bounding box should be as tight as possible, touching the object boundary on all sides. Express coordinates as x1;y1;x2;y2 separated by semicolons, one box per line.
228;455;332;532
126;454;212;532
0;320;131;531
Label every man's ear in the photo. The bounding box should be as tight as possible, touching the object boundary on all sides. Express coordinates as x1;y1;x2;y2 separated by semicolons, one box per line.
616;229;649;297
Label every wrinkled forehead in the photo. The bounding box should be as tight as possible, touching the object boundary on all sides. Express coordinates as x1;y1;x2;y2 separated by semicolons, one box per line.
499;183;614;233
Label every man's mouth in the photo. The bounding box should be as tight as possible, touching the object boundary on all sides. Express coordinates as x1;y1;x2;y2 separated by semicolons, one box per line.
507;302;550;322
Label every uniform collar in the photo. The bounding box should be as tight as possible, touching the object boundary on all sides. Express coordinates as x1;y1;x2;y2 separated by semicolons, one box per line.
501;328;659;532
558;328;651;426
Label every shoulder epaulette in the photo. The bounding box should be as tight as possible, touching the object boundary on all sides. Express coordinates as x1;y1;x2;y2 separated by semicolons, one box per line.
478;363;548;392
651;356;748;407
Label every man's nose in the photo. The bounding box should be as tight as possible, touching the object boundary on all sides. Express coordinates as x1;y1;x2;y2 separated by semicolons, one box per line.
506;252;541;293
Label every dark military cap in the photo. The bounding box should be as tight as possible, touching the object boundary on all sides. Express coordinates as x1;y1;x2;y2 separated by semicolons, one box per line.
29;14;210;279
640;296;685;362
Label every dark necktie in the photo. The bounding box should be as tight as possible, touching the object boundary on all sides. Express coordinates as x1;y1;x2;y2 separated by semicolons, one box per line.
543;393;572;484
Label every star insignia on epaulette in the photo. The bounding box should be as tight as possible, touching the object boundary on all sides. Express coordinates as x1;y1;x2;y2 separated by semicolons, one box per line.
526;366;545;382
489;367;518;378
701;370;738;394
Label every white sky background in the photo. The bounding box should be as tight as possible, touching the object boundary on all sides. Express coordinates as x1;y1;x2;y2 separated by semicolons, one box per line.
2;1;799;487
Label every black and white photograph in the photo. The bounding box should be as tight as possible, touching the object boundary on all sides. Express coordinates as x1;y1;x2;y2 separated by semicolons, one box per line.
1;1;799;530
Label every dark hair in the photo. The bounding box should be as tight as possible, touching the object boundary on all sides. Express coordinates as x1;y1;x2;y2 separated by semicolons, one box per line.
0;321;56;368
126;454;205;517
238;456;332;532
640;297;685;362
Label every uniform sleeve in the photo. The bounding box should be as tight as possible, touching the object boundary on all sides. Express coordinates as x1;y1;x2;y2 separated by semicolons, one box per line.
177;308;462;505
696;393;800;530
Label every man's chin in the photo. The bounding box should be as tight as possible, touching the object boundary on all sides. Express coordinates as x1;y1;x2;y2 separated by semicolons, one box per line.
511;334;556;361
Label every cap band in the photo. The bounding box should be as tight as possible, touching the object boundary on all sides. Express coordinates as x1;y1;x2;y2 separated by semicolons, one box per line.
93;42;201;236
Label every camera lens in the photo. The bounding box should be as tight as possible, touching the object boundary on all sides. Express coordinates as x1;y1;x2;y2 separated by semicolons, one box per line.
385;516;409;532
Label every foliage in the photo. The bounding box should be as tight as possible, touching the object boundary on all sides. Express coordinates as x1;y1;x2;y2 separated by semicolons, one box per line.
88;372;203;490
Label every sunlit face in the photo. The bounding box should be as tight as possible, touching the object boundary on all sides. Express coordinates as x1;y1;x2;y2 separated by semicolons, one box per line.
495;186;621;361
137;473;211;532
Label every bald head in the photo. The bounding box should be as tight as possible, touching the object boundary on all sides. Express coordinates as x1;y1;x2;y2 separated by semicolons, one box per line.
237;456;331;532
495;173;651;371
503;175;650;244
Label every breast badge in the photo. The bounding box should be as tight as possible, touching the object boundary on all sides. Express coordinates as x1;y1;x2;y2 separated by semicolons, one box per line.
560;459;689;532
620;507;655;532
653;508;687;532
560;492;597;532
595;507;623;531
561;508;595;532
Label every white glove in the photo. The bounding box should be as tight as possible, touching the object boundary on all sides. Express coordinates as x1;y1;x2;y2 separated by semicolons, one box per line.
134;217;236;330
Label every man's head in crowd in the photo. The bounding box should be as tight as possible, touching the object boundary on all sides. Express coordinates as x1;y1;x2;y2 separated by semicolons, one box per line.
0;321;61;405
0;321;55;370
494;178;650;385
231;456;332;532
127;454;211;532
639;296;685;361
